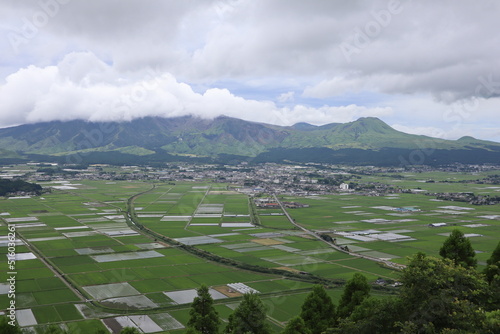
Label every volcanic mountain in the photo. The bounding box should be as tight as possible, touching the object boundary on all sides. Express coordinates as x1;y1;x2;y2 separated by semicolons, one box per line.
0;116;498;165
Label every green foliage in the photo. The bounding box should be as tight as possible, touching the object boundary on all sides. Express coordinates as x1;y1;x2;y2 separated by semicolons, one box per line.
120;327;141;334
299;285;336;334
281;316;312;334
484;241;500;283
485;275;500;311
487;241;500;265
484;310;500;332
398;253;487;332
337;273;371;318
332;254;496;333
0;316;23;334
0;178;42;196
439;229;477;268
484;263;500;284
331;297;402;334
187;284;220;334
224;293;272;334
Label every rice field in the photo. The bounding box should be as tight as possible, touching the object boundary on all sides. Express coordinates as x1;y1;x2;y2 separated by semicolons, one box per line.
0;169;499;332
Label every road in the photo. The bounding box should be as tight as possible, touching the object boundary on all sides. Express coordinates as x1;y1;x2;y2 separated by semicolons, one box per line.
272;194;406;270
15;233;87;302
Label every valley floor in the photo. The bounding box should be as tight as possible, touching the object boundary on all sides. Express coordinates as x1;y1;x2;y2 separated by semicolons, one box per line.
1;163;499;333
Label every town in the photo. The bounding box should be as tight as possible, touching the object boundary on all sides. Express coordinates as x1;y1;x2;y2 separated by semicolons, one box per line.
5;162;500;201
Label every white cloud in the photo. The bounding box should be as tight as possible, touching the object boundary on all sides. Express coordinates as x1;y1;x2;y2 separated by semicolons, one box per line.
392;123;500;142
391;124;447;139
0;1;499;141
0;52;392;128
277;91;294;103
303;77;366;98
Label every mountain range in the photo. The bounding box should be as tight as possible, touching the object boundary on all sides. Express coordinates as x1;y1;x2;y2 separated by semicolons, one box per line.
0;116;499;166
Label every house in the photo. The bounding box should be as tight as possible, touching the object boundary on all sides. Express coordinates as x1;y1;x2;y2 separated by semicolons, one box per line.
339;183;349;190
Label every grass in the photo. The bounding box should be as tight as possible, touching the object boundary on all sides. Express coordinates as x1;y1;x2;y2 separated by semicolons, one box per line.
16;280;40;293
18;268;55;280
66;319;110;333
13;293;38;308
130;278;177;293
32;289;80;304
69;272;110;286
259;215;296;229
53;304;84;321
145;292;176;307
168;277;200;290
32;305;63;323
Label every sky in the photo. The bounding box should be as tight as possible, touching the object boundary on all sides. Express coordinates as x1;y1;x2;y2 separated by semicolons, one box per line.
1;0;499;142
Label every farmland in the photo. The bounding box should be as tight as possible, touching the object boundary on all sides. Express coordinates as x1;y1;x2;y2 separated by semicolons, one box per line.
1;163;499;333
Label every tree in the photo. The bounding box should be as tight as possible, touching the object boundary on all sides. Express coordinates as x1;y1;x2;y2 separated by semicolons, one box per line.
332;254;494;333
187;284;220;334
299;285;336;334
120;327;141;334
224;293;271;334
281;316;312;334
487;241;500;266
484;310;500;333
0;316;23;334
330;297;402;334
439;229;477;268
484;241;500;283
337;273;371;318
398;253;487;332
483;242;500;311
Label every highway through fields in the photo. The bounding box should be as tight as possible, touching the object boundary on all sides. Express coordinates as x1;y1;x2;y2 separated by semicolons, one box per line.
272;194;406;270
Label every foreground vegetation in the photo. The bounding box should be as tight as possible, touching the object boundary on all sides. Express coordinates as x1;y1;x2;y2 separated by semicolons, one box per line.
182;234;500;334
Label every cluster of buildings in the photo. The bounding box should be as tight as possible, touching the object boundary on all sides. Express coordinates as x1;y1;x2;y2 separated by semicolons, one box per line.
3;162;498;199
9;162;357;196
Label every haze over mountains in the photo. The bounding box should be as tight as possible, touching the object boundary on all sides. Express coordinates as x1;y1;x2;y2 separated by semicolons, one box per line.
0;116;499;166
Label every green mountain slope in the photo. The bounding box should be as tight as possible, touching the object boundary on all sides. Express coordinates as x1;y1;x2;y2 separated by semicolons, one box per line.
0;116;498;165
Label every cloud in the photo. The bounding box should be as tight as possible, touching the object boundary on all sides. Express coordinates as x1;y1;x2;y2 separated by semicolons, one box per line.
0;1;499;141
0;52;392;128
391;124;447;139
3;1;500;99
185;0;500;102
277;91;294;103
392;123;500;142
303;77;366;98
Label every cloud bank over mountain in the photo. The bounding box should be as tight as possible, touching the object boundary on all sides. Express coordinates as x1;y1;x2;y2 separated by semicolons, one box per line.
1;0;499;141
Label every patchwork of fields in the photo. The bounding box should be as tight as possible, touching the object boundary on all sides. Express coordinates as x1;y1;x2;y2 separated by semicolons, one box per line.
1;169;499;333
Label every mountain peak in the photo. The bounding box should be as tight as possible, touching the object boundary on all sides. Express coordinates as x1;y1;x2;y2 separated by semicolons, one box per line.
339;117;394;135
290;122;318;131
458;135;476;141
355;116;386;124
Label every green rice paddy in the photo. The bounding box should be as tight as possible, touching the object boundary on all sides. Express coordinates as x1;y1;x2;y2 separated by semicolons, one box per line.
0;169;499;332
